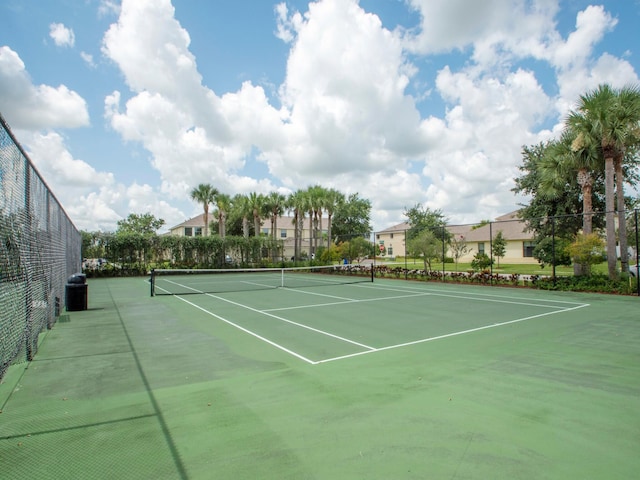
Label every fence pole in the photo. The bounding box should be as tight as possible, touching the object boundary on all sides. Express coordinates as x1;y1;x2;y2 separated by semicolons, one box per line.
441;225;446;283
633;208;640;297
489;221;493;286
404;229;408;280
551;215;556;286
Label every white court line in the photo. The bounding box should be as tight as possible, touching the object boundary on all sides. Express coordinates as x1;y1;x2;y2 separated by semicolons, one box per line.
263;292;432;312
353;282;588;310
280;288;358;301
171;295;317;364
157;279;375;352
155;278;591;365
314;303;590;365
202;291;376;351
357;281;590;305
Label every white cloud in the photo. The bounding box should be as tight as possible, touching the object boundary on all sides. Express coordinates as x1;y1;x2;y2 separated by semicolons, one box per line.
97;0;638;232
49;23;75;48
0;0;635;235
549;5;617;70
101;0;286;200
274;2;303;43
0;46;89;129
271;0;424;181
98;0;120;18
80;51;96;68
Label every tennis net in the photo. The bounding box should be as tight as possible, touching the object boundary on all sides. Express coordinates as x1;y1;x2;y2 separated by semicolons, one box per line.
150;264;373;296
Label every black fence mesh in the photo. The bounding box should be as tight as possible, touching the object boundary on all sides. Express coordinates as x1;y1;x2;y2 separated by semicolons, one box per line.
0;113;81;380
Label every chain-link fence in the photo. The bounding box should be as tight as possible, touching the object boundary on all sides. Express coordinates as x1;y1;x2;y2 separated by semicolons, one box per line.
0;113;81;381
375;210;640;294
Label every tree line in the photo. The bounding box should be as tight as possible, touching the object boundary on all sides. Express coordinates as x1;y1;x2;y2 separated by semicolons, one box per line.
81;185;373;273
189;184;371;259
513;83;640;279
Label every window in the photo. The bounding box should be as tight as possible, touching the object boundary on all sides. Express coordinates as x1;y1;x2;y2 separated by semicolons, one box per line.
478;242;485;254
390;233;394;239
523;241;535;257
262;228;269;235
388;246;393;256
376;234;380;240
184;227;193;237
194;227;202;237
280;229;287;238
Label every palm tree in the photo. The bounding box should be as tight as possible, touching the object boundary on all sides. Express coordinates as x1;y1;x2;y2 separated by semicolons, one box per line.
263;191;286;261
214;193;232;238
265;191;286;240
248;192;265;237
324;188;344;249
539;131;601;235
614;85;640;274
190;183;218;237
232;194;251;238
287;190;307;261
539;133;601;274
304;186;323;258
568;84;640;279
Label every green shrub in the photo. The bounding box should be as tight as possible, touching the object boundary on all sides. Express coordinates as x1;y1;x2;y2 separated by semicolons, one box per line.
470;253;493;271
535;274;635;294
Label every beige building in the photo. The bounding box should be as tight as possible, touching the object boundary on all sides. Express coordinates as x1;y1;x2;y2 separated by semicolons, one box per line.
168;214;326;258
376;211;537;264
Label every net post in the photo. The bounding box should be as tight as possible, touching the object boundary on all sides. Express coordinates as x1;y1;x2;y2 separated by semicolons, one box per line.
150;269;155;297
370;263;374;282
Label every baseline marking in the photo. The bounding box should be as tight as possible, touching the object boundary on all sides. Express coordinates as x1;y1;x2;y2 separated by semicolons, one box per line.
354;282;588;309
314;303;590;364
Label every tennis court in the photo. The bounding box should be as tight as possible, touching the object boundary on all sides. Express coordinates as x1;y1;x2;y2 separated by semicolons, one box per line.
1;274;639;479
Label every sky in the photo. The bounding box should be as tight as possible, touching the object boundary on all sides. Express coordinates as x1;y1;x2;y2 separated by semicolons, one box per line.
1;0;639;233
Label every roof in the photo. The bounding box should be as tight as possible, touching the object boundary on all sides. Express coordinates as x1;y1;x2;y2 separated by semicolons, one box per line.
377;222;410;233
169;213;206;230
378;211;533;241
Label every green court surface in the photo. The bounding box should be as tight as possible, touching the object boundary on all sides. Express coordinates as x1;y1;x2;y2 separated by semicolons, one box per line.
1;276;639;479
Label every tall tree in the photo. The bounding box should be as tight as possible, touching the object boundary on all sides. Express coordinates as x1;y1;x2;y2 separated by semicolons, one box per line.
264;191;286;261
306;185;325;254
116;213;165;236
538;131;601;235
324;188;344;249
214;193;232;238
492;230;507;268
287;190;307;261
568;84;640;279
406;230;441;272
514;142;603;226
248;192;265;237
190;183;218;237
232;194;251;238
331;193;372;239
613;85;640;274
404;203;449;242
302;186;319;257
265;191;286;240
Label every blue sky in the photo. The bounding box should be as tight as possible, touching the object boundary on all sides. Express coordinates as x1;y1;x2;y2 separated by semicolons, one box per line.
1;0;639;233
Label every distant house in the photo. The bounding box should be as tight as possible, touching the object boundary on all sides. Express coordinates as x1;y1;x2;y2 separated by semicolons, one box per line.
376;211;537;264
450;211;537;264
375;222;410;258
168;213;206;237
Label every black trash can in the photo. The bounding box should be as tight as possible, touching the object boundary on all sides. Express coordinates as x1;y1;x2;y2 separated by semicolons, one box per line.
66;273;87;311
